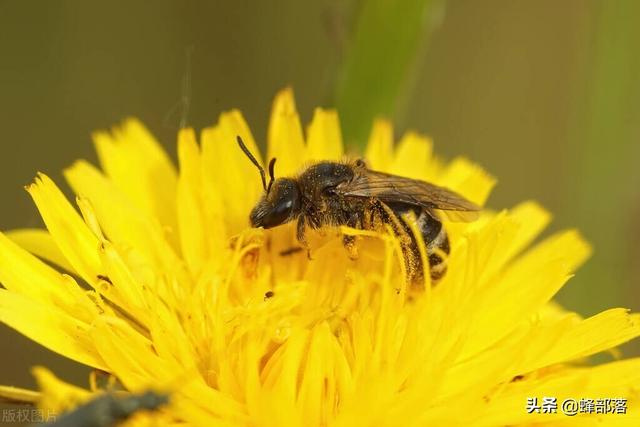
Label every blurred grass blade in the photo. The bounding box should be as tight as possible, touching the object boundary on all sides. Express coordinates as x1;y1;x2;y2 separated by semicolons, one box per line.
335;0;441;149
563;0;640;313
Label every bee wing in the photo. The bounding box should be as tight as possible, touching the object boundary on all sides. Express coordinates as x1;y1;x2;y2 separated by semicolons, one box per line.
339;169;481;222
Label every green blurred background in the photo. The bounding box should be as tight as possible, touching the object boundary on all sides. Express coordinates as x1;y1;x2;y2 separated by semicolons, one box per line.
1;0;639;398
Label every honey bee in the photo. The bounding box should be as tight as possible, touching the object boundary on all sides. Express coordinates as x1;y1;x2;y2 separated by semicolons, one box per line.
237;136;480;283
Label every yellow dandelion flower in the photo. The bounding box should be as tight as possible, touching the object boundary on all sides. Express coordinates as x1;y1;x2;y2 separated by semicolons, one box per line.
1;88;640;426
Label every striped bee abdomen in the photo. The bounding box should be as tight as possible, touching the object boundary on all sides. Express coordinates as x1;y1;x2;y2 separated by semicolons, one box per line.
417;209;450;282
377;202;450;284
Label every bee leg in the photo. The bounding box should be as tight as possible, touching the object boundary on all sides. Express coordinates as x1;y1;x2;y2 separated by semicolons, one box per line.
342;212;361;260
296;216;313;260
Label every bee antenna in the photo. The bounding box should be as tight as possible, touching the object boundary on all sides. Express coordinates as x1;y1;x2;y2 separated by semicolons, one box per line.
236;135;267;191
267;158;277;194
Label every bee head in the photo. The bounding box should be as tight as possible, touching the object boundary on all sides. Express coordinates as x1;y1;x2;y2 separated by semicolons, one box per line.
250;177;300;228
237;136;301;229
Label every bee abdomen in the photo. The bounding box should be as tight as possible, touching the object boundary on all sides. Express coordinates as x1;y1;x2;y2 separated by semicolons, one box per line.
375;202;450;284
417;209;450;283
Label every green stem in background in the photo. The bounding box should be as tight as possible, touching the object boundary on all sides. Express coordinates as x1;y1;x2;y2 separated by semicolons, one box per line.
562;0;640;314
334;0;441;150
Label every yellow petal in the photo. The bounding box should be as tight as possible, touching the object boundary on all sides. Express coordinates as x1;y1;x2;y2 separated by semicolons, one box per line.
0;231;97;323
176;128;208;276
64;160;179;279
438;157;496;207
201;110;262;237
460;230;592;356
538;300;581;322
449;201;551;287
306;108;344;162
390;131;435;181
364;119;394;171
97;240;150;326
32;366;92;413
267;87;306;176
5;228;75;274
219;109;265;221
91;317;167;386
528;309;640;367
0;385;40;404
502;201;552;262
25;174;102;285
0;290;106;369
477;358;640;426
93;118;178;247
198;127;228;253
441;309;640;398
